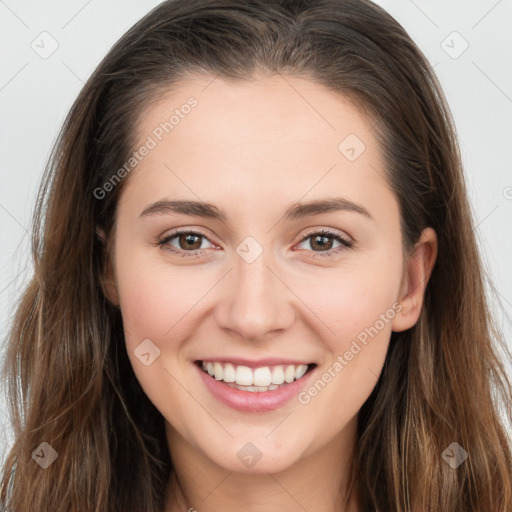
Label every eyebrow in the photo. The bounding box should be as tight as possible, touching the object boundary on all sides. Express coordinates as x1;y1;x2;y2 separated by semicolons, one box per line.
139;197;373;222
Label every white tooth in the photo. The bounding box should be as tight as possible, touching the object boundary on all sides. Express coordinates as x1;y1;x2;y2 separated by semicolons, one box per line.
202;361;207;371
207;362;215;376
223;363;236;382
253;367;272;387
271;366;285;385
224;382;284;392
235;365;253;386
213;362;224;380
295;364;308;380
284;365;295;383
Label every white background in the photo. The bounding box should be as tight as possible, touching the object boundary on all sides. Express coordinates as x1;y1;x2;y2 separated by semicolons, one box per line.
1;0;511;464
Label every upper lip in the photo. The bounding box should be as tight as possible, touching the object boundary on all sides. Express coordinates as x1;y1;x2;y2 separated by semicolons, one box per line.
196;357;315;368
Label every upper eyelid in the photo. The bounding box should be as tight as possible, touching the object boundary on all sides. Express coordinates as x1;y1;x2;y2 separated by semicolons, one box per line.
299;228;352;243
163;228;216;245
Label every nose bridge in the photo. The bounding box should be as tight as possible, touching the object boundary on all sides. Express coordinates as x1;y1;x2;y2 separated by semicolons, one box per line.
215;237;293;339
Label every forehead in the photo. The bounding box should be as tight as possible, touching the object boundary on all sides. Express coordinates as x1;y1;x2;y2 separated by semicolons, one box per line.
135;73;373;156
118;73;396;226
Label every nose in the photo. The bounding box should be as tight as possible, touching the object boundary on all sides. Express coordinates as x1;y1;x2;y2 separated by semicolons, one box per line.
214;246;295;341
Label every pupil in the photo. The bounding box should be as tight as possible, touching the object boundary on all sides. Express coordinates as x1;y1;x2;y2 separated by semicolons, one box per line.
313;235;332;251
181;233;200;249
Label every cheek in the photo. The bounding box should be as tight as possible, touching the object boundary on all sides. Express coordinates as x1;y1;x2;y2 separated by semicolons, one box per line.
117;271;173;350
292;254;402;413
114;240;212;348
114;252;213;424
301;255;402;349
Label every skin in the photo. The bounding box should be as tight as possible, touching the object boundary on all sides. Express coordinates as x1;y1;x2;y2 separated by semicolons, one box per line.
102;73;437;512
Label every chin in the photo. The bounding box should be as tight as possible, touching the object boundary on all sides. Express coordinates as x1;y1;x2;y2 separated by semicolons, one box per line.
202;437;307;475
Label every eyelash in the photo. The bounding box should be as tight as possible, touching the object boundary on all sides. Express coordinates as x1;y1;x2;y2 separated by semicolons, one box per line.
157;228;353;258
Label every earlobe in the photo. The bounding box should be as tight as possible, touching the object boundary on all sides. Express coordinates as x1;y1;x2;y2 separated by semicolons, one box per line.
392;227;438;332
102;263;120;307
96;227;120;307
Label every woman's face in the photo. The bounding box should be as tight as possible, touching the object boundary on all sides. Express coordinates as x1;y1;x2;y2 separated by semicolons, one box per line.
106;74;434;474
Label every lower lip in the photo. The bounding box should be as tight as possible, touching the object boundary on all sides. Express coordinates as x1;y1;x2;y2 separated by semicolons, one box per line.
195;362;317;413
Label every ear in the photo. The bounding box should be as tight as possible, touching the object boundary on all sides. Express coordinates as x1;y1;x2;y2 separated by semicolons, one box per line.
392;227;438;332
96;227;120;307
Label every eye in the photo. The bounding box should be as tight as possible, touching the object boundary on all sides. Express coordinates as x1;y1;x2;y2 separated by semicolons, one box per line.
295;229;353;258
156;227;353;259
157;229;217;257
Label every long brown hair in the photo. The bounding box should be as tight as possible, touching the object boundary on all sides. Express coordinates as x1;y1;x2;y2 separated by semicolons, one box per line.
1;1;511;510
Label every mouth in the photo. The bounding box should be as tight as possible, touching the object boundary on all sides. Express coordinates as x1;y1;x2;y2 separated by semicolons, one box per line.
194;360;317;393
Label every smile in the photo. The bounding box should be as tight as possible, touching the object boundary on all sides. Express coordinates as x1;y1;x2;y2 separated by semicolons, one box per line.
198;360;314;391
194;360;317;412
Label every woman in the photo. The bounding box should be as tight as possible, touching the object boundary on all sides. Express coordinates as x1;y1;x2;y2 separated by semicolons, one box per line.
1;0;511;510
